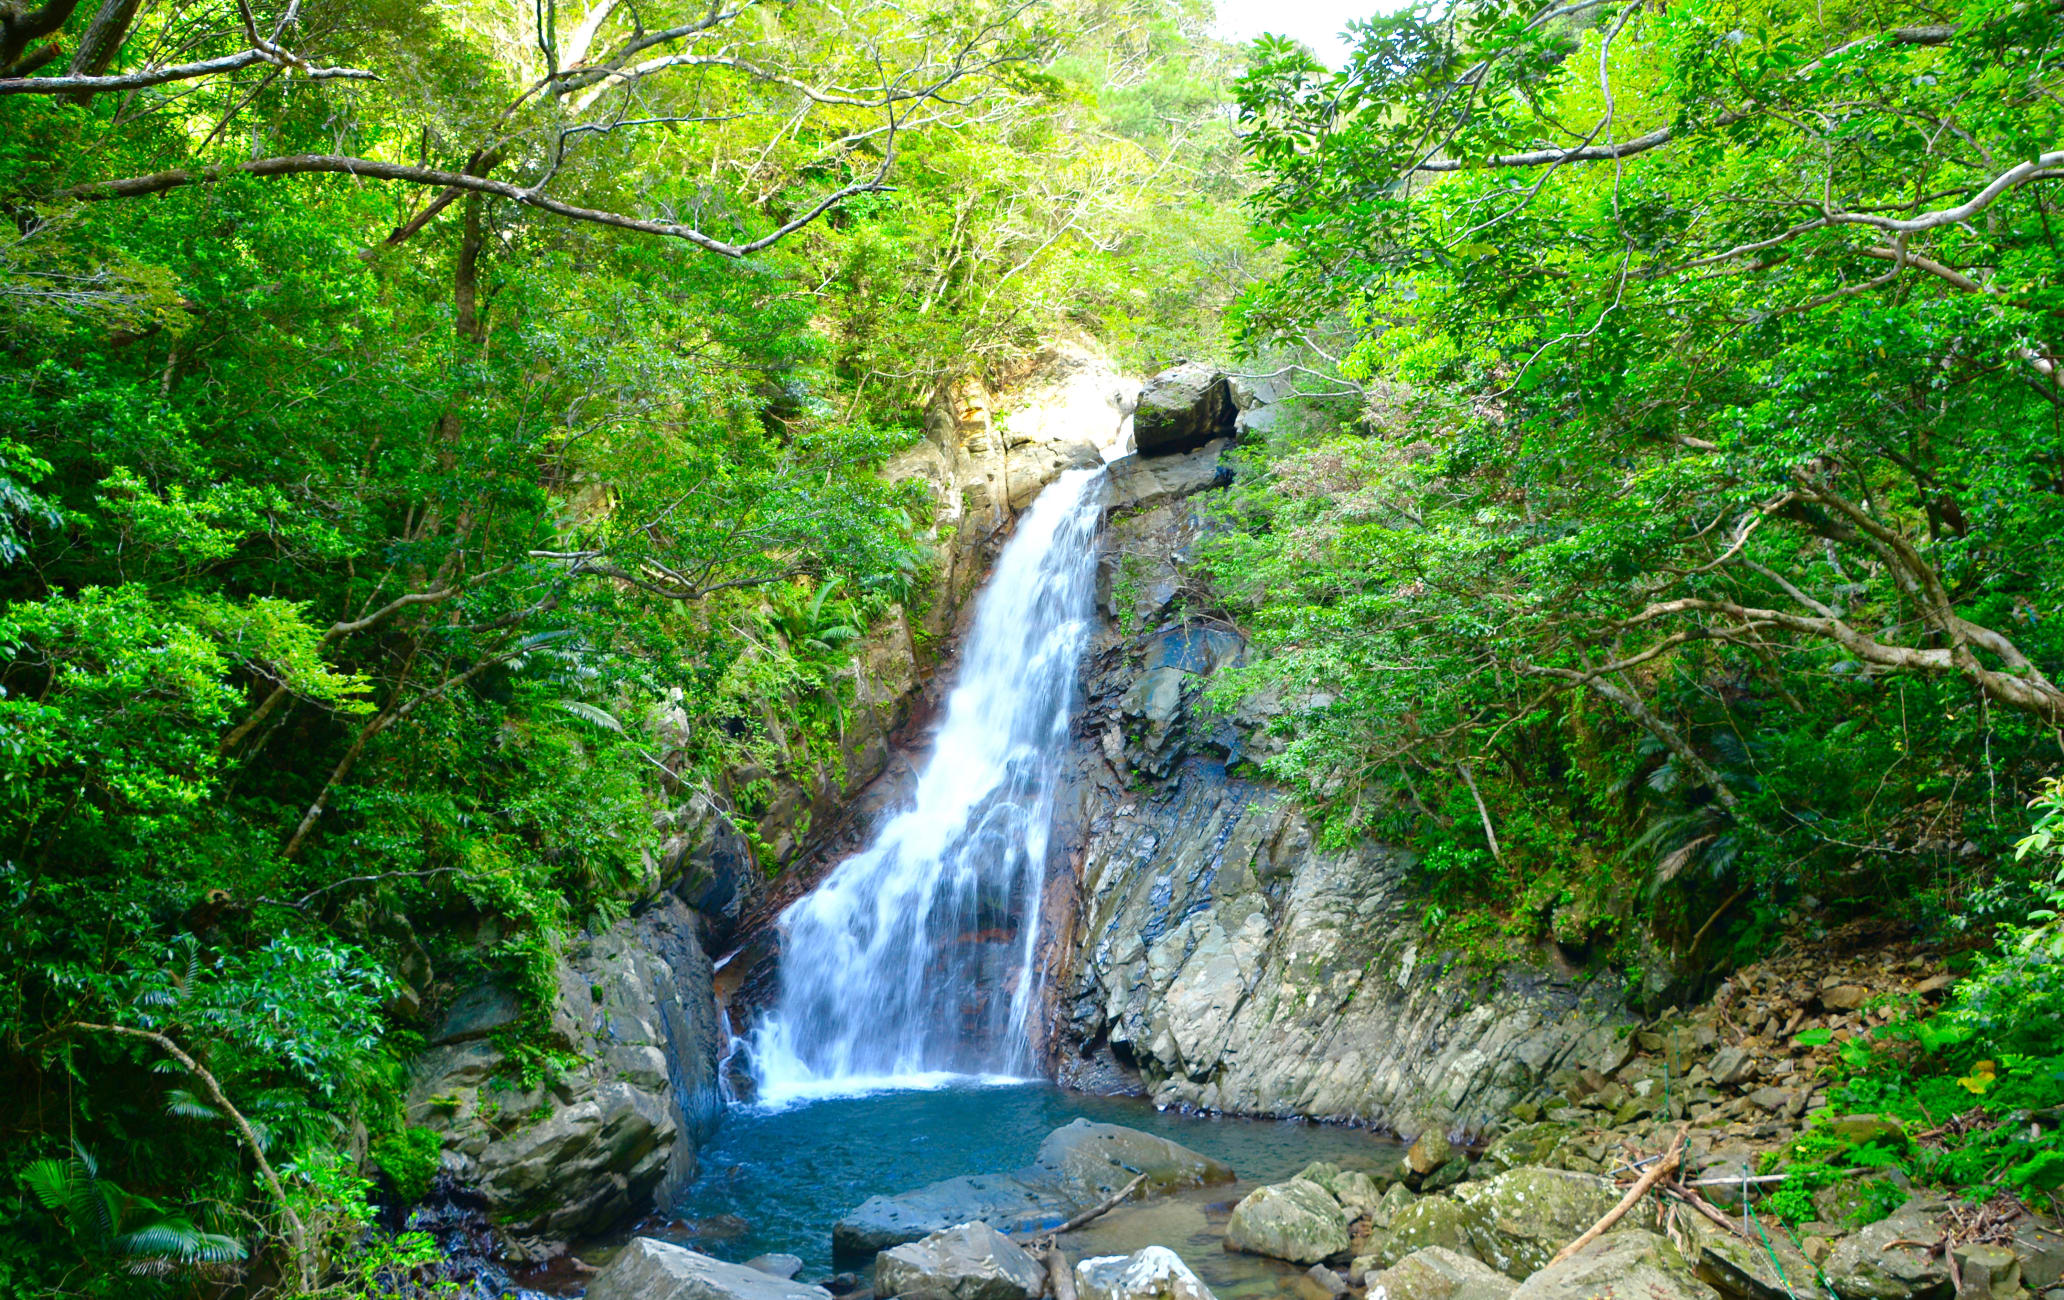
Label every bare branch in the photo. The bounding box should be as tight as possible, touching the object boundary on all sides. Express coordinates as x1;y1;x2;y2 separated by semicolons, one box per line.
0;47;376;94
69;153;888;259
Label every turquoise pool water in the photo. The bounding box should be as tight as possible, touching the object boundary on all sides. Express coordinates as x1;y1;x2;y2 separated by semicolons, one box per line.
643;1080;1401;1292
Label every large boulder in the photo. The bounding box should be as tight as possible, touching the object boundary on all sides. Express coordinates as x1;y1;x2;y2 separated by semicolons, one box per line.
1822;1203;1953;1299
873;1221;1046;1300
1372;1197;1475;1269
1132;364;1235;456
408;896;725;1245
1075;1246;1217;1300
1452;1167;1624;1278
1037;1119;1235;1201
1364;1247;1517;1300
836;1173;1072;1259
474;1083;676;1238
587;1238;834;1300
1296;1162;1383;1220
1680;1216;1818;1300
835;1121;1230;1260
1224;1178;1351;1263
1507;1230;1718;1300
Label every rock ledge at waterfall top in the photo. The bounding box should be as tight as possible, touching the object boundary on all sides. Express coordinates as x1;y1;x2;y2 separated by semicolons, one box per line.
831;1120;1233;1259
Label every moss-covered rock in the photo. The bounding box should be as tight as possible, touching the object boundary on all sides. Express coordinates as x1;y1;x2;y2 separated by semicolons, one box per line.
1452;1166;1623;1279
1507;1230;1714;1300
1373;1196;1475;1268
1363;1246;1516;1300
1477;1130;1568;1180
1225;1179;1352;1263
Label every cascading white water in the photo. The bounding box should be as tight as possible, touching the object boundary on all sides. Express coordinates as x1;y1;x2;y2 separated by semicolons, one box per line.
748;468;1106;1106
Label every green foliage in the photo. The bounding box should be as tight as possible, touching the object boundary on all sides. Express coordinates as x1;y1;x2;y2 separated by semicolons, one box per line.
371;1128;444;1206
1212;0;2064;989
0;0;1245;1291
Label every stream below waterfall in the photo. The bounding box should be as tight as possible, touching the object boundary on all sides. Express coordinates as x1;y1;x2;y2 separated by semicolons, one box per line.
642;1083;1403;1296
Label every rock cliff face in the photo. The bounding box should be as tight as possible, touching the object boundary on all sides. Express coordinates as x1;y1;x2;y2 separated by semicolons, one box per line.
1044;378;1630;1141
405;896;723;1255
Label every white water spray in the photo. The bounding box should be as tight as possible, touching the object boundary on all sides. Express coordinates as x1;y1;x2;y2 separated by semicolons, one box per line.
749;468;1106;1106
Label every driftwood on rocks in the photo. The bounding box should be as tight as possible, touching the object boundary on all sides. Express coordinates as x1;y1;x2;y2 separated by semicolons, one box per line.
1044;1245;1077;1300
1547;1125;1687;1267
1040;1173;1148;1238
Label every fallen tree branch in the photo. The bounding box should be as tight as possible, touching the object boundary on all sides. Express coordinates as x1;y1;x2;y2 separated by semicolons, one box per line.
1044;1244;1078;1300
1665;1181;1754;1242
1038;1173;1147;1237
1549;1126;1686;1266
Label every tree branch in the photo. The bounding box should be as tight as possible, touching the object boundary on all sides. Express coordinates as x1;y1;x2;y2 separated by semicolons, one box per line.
70;152;888;258
0;47;375;94
71;1023;311;1285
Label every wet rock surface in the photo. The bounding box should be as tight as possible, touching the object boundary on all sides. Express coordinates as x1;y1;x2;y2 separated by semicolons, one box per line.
587;1237;835;1300
834;1121;1233;1261
406;896;722;1253
1363;1247;1517;1300
873;1221;1049;1300
1075;1245;1219;1300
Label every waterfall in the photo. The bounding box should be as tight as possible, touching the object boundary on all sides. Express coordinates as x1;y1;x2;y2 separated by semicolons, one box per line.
748;467;1106;1106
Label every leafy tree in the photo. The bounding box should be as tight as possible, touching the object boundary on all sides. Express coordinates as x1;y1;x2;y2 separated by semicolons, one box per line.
1217;0;2062;965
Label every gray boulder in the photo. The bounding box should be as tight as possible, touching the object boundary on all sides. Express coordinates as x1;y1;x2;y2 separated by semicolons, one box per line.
1478;1124;1572;1175
747;1254;805;1280
1133;364;1234;455
1224;1178;1350;1263
1453;1166;1624;1278
1296;1162;1383;1219
1680;1216;1816;1300
408;896;724;1240
1823;1203;1953;1299
835;1121;1231;1259
874;1221;1046;1300
588;1238;834;1300
1372;1197;1475;1269
475;1083;676;1239
1038;1119;1235;1201
836;1173;1071;1259
1364;1247;1517;1300
1507;1230;1719;1300
1075;1246;1217;1300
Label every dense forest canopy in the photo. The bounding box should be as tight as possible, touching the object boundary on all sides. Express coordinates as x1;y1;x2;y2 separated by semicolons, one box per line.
2;0;2062;1289
1216;0;2062;953
0;0;1247;1290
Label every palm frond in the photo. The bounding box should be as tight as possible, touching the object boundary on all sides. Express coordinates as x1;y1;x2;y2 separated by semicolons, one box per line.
164;1088;219;1120
22;1158;73;1212
554;699;623;733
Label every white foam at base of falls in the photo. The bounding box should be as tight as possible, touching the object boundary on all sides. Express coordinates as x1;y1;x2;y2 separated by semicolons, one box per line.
747;467;1106;1106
